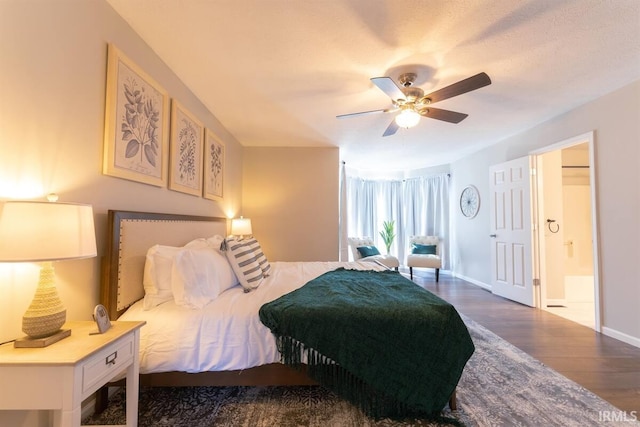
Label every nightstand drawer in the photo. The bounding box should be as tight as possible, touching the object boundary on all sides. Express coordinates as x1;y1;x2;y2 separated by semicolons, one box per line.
82;335;134;394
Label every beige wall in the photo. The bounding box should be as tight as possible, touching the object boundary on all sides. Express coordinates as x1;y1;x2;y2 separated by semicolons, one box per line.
562;186;593;276
540;150;565;302
0;1;244;424
452;79;640;346
242;147;340;262
0;0;243;339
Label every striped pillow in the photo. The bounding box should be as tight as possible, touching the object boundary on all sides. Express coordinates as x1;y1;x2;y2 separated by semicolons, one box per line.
222;237;264;292
245;237;271;277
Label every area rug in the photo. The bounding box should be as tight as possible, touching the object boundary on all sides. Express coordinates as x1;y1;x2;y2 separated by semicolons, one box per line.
85;385;466;426
456;315;637;426
84;315;634;427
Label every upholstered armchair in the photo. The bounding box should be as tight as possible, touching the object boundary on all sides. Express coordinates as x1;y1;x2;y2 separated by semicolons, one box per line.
406;236;442;281
347;237;399;270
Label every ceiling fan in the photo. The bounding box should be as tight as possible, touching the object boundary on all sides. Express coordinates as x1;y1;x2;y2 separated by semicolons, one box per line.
337;72;491;137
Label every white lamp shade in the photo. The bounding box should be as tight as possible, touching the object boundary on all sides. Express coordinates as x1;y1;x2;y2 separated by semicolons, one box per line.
231;217;252;236
0;201;97;262
395;109;421;128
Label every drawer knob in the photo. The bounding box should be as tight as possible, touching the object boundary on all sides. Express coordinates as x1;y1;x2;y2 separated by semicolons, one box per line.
106;351;118;365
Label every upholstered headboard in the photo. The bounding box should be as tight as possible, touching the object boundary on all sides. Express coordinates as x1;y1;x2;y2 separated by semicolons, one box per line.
101;210;228;319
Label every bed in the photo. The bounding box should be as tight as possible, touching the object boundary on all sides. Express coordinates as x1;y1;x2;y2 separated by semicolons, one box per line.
99;210;473;416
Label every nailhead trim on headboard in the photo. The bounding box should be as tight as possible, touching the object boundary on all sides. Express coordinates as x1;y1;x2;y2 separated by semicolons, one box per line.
102;211;227;320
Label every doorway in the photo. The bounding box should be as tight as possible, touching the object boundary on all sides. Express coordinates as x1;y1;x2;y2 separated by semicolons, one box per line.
531;132;600;331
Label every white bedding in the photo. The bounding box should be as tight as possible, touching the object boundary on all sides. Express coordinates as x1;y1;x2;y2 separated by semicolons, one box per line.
119;261;385;374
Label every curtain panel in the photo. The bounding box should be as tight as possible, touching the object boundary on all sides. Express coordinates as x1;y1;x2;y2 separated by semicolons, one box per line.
345;173;450;269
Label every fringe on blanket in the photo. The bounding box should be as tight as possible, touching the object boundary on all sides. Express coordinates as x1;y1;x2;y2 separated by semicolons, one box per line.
276;335;464;426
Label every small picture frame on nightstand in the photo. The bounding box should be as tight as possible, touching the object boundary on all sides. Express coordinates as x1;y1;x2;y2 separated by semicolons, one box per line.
92;304;112;334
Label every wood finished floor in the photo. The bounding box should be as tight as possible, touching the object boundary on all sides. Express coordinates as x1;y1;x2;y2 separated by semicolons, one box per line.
404;268;640;413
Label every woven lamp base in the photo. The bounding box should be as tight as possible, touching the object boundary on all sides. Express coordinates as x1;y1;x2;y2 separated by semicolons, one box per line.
17;261;69;347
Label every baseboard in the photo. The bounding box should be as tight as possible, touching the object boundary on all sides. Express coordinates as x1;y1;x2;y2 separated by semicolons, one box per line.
602;326;640;349
545;299;566;307
453;273;491;291
81;386;121;420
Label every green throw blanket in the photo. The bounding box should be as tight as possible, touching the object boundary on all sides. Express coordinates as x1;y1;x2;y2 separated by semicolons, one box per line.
259;268;475;418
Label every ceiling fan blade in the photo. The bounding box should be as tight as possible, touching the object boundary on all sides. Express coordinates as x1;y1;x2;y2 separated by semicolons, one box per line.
336;108;396;119
422;72;491;104
371;77;406;102
419;107;468;123
382;119;399;137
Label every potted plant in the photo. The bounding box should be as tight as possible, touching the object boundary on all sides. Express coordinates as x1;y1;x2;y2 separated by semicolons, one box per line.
379;220;396;254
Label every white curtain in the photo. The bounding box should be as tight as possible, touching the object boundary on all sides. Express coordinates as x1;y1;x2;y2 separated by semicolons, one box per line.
345;173;450;269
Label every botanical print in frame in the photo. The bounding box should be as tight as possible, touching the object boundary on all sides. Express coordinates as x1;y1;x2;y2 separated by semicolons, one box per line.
103;44;169;187
169;100;204;196
203;128;225;201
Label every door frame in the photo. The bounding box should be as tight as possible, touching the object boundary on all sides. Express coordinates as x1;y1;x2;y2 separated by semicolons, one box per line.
529;131;601;332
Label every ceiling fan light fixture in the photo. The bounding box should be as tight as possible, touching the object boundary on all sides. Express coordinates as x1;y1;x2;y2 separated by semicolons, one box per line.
395;109;421;128
340;72;491;136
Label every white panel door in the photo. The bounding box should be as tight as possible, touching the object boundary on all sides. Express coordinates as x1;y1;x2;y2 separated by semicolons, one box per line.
490;156;535;306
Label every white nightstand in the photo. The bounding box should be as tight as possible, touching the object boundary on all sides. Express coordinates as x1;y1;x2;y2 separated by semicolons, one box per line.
0;320;145;427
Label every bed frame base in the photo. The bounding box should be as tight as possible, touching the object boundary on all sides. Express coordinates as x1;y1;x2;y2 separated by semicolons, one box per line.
96;363;317;413
139;364;317;387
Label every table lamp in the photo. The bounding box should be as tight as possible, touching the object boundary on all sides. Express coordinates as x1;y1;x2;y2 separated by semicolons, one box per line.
231;216;252;239
0;200;97;347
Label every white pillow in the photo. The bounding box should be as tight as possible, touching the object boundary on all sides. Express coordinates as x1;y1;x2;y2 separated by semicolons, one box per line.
206;234;224;251
184;237;211;250
222;237;264;292
142;239;209;310
142;244;181;310
171;245;239;309
205;234;240;294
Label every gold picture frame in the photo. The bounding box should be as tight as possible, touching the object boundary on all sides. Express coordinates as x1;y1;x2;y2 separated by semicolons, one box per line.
203;128;225;201
169;100;204;196
103;44;169;187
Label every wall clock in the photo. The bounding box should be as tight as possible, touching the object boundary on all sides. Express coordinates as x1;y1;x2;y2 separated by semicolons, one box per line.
460;185;480;218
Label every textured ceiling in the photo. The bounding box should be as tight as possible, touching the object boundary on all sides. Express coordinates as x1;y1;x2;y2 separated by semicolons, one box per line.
106;0;640;173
